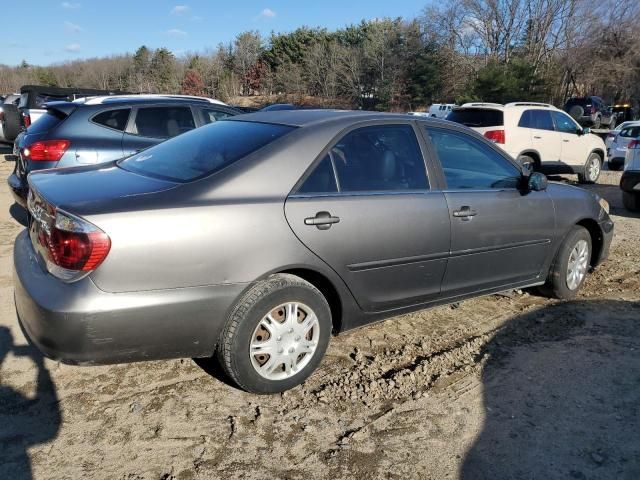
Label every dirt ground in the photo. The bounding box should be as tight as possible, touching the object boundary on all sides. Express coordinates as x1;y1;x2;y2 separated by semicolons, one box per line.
1;150;639;480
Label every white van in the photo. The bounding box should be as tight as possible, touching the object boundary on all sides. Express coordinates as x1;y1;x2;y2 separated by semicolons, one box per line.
428;103;456;119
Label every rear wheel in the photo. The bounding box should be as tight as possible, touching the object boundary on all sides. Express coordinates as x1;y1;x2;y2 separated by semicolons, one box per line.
623;191;640;212
517;154;537;173
540;225;592;299
593;115;602;129
217;274;331;393
1;104;21;142
578;153;601;184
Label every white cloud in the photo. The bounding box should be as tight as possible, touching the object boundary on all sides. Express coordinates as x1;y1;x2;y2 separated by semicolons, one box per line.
61;2;81;9
171;5;190;15
64;21;83;33
65;43;81;52
259;8;276;19
166;28;187;37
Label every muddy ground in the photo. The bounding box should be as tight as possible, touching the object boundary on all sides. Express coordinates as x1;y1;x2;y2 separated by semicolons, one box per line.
0;150;639;480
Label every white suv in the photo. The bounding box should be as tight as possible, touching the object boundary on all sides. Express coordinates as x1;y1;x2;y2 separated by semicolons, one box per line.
447;102;606;183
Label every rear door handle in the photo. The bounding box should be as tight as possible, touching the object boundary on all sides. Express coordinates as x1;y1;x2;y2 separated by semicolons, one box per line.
533;135;542;139
563;139;570;143
304;211;340;230
453;206;477;220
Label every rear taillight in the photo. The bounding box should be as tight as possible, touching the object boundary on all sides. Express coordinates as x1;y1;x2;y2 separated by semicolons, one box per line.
484;129;505;144
0;111;4;121
23;140;70;161
628;139;640;149
28;192;110;282
23;113;31;127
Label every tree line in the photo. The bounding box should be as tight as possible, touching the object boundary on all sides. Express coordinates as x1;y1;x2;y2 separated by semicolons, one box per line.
1;0;639;111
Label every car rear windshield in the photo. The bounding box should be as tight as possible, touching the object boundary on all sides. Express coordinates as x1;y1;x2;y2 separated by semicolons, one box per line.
619;126;640;138
26;110;66;134
447;109;504;127
118;120;295;182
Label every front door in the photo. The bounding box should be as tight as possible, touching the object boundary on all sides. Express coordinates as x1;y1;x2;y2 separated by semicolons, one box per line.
552;111;588;168
285;124;451;312
422;126;556;296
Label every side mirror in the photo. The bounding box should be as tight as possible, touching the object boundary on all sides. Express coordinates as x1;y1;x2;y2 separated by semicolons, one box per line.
580;127;591;135
528;172;548;192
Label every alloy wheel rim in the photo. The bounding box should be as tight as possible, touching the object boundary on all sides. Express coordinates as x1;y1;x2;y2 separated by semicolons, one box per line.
588;157;600;181
566;239;589;290
250;302;320;381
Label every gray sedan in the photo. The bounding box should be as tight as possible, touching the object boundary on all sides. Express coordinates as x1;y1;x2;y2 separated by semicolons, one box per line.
13;110;614;393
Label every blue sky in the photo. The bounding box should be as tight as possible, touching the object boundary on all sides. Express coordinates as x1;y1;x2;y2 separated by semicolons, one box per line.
4;1;428;66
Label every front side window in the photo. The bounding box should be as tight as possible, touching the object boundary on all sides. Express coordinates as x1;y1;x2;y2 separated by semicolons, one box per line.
92;108;130;131
425;128;521;190
619;126;640;138
519;109;555;131
202;108;234;124
119;120;294;182
134;106;195;138
552;111;580;134
298;124;428;194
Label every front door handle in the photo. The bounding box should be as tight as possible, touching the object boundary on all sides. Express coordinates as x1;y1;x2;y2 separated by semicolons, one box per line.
563;139;570;143
453;206;477;220
304;211;340;230
533;135;542;139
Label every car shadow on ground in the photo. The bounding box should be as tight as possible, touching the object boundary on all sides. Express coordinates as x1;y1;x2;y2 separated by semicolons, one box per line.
0;326;61;480
462;299;640;480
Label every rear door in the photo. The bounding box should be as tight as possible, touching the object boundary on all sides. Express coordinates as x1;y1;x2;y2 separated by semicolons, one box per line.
122;104;196;156
285;123;451;312
422;126;555;296
74;107;130;164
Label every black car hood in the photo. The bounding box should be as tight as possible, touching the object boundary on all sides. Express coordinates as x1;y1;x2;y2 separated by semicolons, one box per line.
28;161;179;213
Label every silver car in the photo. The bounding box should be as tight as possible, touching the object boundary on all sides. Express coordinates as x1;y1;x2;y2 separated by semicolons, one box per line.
14;110;614;393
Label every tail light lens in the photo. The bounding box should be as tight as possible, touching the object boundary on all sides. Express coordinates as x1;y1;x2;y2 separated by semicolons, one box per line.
484;129;505;144
628;139;640;149
0;111;4;121
27;191;110;282
23;113;31;127
23;140;70;162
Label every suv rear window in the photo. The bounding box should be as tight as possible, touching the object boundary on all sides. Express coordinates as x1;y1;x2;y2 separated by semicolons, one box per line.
447;109;503;128
26;111;66;134
619;126;640;138
119;120;295;182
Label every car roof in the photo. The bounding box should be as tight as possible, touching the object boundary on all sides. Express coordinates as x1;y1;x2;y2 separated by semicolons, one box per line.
229;109;450;127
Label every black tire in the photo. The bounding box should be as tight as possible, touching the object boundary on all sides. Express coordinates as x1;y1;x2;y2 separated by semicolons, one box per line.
607;161;622;171
517;154;537;173
539;225;592;300
622;191;640;212
1;104;21;142
593;114;602;129
217;273;331;393
577;152;602;184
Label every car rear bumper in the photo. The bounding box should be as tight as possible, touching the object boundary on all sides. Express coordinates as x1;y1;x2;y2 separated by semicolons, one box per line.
620;171;640;193
7;172;27;208
13;230;247;365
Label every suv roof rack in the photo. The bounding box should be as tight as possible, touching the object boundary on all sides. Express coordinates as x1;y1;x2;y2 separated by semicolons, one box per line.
505;102;554;108
459;102;504;108
79;94;227;106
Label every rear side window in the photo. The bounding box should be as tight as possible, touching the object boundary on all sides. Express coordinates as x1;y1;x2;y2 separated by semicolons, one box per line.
92;108;130;131
26;111;66;134
619;126;640;138
425;128;521;190
518;110;555;131
297;155;338;194
119;120;295;182
309;124;428;193
134;106;195;138
447;109;503;128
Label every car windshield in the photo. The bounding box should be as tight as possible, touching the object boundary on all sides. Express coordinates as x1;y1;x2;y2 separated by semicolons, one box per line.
447;109;503;127
118;120;295;182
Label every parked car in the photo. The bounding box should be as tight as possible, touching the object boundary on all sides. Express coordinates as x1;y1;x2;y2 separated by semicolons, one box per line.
8;95;240;207
14;110;613;393
428;103;456;119
564;96;615;129
621;139;640;211
0;93;22;143
447;102;606;183
606;121;640;170
611;103;637;123
605;121;635;151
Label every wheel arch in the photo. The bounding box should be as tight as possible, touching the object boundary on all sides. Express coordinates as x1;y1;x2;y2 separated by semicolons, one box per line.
517;149;542;168
590;148;605;163
575;218;604;267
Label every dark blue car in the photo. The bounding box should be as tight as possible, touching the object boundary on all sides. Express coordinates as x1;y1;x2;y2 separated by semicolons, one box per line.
8;94;241;207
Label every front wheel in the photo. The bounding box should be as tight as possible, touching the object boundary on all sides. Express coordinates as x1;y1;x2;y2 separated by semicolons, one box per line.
539;226;592;300
578;153;602;184
217;274;332;393
623;191;640;212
